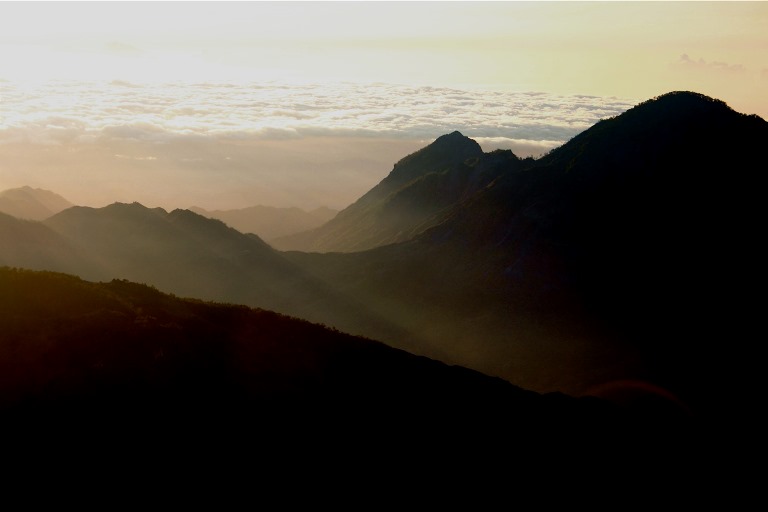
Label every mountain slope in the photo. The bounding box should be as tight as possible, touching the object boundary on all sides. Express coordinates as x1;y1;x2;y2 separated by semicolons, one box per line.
3;267;697;465
0;186;74;220
283;91;768;419
0;212;104;277
39;202;405;342
272;131;500;252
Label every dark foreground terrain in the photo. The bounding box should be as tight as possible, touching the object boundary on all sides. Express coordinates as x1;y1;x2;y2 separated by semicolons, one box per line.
0;267;707;481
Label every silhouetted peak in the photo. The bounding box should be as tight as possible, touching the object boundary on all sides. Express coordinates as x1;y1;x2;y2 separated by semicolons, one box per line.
382;131;483;189
648;90;728;108
435;130;467;142
429;130;482;152
0;186;75;220
622;90;756;124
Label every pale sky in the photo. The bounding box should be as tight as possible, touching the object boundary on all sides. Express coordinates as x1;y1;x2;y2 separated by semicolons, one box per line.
2;1;765;114
1;1;766;210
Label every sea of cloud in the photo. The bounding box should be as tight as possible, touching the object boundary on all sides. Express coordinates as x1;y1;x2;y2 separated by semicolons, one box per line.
1;80;636;150
0;80;638;209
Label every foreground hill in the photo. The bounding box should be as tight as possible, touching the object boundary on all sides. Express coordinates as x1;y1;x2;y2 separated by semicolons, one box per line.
190;204;337;242
0;267;704;473
0;186;74;220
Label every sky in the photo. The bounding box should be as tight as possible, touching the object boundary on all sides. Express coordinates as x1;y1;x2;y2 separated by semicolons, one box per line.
1;1;766;210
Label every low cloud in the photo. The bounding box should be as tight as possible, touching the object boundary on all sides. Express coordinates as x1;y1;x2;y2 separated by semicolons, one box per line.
1;80;637;149
475;137;563;158
1;79;641;209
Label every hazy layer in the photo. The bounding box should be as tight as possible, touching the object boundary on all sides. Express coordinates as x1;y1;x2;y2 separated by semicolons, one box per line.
0;80;636;210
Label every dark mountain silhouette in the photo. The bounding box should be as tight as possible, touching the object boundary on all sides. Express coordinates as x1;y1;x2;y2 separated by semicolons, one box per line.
38;202;404;342
3;91;763;432
0;186;74;220
0;266;701;475
272;131;503;252
283;92;767;422
189;204;337;242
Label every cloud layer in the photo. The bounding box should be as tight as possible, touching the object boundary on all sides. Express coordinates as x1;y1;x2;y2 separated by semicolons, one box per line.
0;80;640;210
1;80;637;155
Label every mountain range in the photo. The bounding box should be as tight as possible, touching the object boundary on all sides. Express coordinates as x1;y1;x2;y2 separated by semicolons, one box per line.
0;185;74;220
2;91;765;433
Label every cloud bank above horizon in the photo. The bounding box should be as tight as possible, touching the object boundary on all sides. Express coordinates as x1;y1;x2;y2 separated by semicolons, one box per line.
1;1;765;210
0;80;637;152
0;79;643;210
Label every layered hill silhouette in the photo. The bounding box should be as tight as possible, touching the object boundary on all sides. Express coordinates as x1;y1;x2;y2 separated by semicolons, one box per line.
0;186;74;220
38;202;404;342
2;91;764;429
272;131;521;252
282;91;767;421
190;204;337;242
1;266;704;473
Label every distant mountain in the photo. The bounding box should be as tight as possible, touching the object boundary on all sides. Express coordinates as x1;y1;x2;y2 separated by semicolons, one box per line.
272;131;505;252
190;204;337;242
1;266;699;470
0;212;102;276
40;202;402;342
0;186;74;220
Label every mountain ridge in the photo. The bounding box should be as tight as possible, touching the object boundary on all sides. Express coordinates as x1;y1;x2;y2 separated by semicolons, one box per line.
271;130;513;252
281;90;767;419
3;91;764;424
0;186;75;221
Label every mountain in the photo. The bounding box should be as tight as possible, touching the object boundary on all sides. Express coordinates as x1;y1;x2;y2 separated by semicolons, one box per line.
0;211;102;276
0;266;701;474
189;204;337;242
4;91;762;428
0;186;74;220
283;92;768;421
272;131;506;252
40;202;403;342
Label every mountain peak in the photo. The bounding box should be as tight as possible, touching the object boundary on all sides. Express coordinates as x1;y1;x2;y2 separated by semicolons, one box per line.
0;185;74;220
380;131;483;189
429;130;479;151
622;90;764;124
436;130;467;141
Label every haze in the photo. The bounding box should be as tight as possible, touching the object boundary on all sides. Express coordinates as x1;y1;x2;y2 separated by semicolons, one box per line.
1;1;766;210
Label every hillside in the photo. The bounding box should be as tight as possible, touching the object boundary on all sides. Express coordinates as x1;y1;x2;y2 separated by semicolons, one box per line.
0;186;74;220
39;202;402;342
283;91;768;420
272;131;506;252
1;266;701;467
0;211;103;276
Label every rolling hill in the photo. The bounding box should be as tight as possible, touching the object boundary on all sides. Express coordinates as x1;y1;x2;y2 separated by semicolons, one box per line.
38;201;404;342
1;266;699;471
